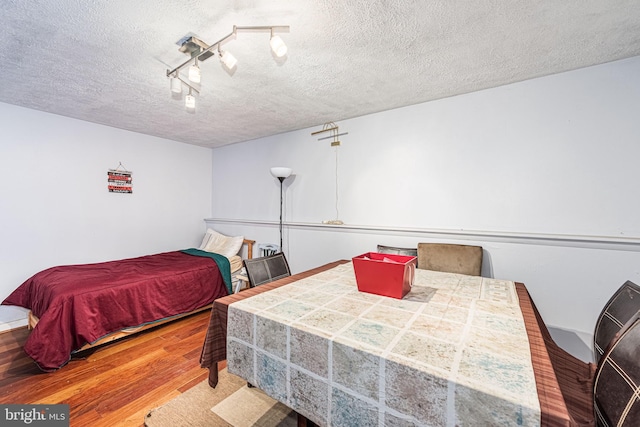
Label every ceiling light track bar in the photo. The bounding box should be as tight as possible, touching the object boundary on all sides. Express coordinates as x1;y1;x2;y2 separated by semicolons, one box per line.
176;75;199;94
166;30;234;77
234;25;290;32
165;25;290;77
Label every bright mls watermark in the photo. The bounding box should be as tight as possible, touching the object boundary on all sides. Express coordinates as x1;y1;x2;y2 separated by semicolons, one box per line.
1;405;69;426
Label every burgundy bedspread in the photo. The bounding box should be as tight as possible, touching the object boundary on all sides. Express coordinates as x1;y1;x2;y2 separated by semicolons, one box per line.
2;251;228;371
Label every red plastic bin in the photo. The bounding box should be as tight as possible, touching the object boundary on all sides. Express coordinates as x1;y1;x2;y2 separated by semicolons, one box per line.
352;252;417;299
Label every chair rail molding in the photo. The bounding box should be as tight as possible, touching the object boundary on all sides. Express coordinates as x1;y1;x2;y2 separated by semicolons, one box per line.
204;218;640;252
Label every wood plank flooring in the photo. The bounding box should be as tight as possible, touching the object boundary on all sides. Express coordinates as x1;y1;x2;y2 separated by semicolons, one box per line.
0;310;221;427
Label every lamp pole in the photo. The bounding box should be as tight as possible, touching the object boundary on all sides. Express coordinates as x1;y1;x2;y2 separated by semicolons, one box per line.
270;167;292;254
278;176;284;253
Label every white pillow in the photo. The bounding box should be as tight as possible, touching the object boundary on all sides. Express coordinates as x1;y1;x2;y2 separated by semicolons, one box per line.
201;229;244;258
198;229;216;250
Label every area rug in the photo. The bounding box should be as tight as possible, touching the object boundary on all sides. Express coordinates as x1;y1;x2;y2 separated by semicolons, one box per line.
144;369;296;426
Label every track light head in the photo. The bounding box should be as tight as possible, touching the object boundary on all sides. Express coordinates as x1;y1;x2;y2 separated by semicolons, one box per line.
185;88;196;111
170;75;182;94
270;35;287;57
188;59;201;83
185;94;195;110
219;50;238;70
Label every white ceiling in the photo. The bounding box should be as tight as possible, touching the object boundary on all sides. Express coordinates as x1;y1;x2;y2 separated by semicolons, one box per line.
1;1;639;148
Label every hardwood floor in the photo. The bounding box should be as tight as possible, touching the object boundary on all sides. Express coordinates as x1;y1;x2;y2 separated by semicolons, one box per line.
0;310;221;427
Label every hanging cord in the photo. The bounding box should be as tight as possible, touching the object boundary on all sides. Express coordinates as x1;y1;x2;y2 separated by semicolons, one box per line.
334;145;340;220
322;144;344;225
313;121;345;225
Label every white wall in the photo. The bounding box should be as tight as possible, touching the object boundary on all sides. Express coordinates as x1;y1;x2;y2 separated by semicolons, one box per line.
0;103;213;330
209;56;640;359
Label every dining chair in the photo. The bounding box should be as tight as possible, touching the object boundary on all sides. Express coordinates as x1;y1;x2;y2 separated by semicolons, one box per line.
376;244;418;257
593;280;640;363
416;243;483;276
593;311;640;426
242;252;291;287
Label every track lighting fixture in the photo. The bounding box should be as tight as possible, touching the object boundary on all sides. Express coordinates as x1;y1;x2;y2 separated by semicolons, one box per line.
166;25;289;113
219;49;238;70
188;58;201;83
170;75;182;94
185;88;196;110
270;32;287;57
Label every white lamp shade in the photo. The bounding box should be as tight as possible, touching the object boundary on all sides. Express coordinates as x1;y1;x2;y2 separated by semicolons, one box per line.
170;76;182;94
185;94;196;110
188;64;201;83
220;50;238;70
270;167;292;179
270;35;287;57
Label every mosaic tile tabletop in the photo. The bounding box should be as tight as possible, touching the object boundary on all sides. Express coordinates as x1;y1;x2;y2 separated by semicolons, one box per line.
227;263;541;426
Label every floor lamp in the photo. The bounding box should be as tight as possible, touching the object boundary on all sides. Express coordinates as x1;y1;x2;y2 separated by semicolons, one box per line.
270;167;292;253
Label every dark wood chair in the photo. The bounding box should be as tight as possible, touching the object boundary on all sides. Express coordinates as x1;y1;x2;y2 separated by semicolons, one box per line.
376;244;417;257
593;280;640;363
242;252;291;287
594;312;640;426
416;243;483;276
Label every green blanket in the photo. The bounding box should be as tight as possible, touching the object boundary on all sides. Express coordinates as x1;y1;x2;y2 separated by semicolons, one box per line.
181;248;233;294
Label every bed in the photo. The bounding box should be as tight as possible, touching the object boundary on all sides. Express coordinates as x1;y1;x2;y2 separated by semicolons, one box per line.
2;229;253;372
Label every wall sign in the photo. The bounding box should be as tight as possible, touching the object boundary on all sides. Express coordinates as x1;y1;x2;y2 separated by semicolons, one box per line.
108;163;132;193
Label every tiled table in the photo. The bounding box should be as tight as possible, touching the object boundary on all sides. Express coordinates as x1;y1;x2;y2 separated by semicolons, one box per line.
226;262;543;426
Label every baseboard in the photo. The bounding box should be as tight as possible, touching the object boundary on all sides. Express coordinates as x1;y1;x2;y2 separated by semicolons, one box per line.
0;306;29;333
0;318;28;333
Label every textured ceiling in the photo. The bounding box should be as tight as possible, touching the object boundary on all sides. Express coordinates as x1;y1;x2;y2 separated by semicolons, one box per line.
1;1;639;148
